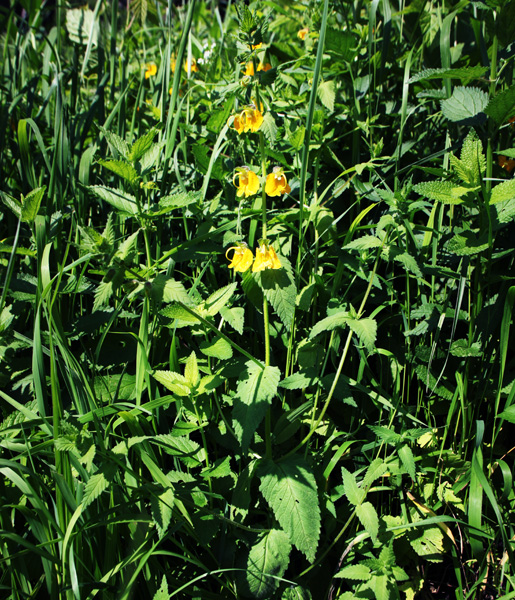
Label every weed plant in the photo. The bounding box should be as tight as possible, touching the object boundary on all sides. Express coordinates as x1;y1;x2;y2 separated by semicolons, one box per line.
1;0;515;598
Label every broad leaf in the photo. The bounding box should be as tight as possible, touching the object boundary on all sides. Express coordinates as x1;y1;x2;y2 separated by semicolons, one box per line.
199;337;233;360
97;159;139;184
310;310;349;339
258;454;321;562
318;80;335;112
261;112;278;144
398;444;416;480
245;529;291;598
66;7;98;46
440;87;489;122
341;467;364;506
151;488;174;538
356;501;379;541
449;129;486;186
100;127;130;159
347;317;377;352
409;66;488;84
203;283;237;317
413;181;471;204
490;179;515;205
130;127;159;162
153;371;191;397
232;362;281;452
21;187;45;223
254;255;297;329
184;352;199;388
335;564;372;580
447;230;489;256
220;306;244;335
344;235;383;251
485;83;515;124
88;185;138;216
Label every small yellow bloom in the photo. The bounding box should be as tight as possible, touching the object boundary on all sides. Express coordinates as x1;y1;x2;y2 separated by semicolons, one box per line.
265;167;291;196
226;244;254;272
498;155;515;173
171;54;198;74
258;62;272;72
228;104;264;134
251;42;263;50
297;28;309;40
244;62;255;77
145;63;157;79
233;167;260;198
252;243;282;272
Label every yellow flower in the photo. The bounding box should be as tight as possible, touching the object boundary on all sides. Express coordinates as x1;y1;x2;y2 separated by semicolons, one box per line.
252;242;282;272
171;54;198;74
145;63;157;79
265;167;291;196
258;62;272;72
498;155;515;173
297;27;309;40
251;42;263;50
233;167;260;198
226;244;254;273
244;62;272;77
228;104;264;134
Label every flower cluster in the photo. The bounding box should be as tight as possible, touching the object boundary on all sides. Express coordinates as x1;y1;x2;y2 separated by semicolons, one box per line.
226;242;281;273
232;166;291;198
228;103;264;134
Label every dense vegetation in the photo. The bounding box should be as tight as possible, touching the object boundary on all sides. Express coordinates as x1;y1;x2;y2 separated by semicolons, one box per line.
1;0;515;598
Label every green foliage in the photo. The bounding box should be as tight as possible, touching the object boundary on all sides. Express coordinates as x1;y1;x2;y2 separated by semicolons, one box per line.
440;86;489;122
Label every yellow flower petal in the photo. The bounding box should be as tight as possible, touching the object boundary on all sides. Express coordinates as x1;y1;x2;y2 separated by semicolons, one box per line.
297;28;309;40
252;243;281;272
145;63;157;79
226;245;253;272
265;168;290;196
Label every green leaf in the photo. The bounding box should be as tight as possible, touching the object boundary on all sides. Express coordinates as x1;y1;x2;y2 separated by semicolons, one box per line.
152;276;192;305
139;141;166;174
450;339;482;357
341;467;365;506
88;185;138;216
288;125;306;151
0;191;22;219
485;83;515;124
258;454;321;562
440;87;489;122
184;351;199;387
153;575;169;600
21;186;45;223
199;337;233;360
261;112;278;144
398;444;416;480
279;369;320;390
413;181;471;204
347;317;377;352
201;456;233;480
363;458;388;489
335;564;372;580
220;306;244;335
148;191;201;216
254;255;297;329
245;529;291;599
310;310;349;339
408;66;488;84
344;235;383;251
82;465;115;508
66;7;98;45
447;230;489;256
151;488;174;538
233;362;281;452
114;230;139;263
318;80;335;112
160;303;200;326
408;524;445;560
153;371;191;397
491;179;515;205
203;283;237;317
449;129;486;186
97;159;139;184
100;128;130;159
498;405;515;424
325;28;357;61
369;425;404;445
130;127;159;162
356;501;379;541
392;251;422;278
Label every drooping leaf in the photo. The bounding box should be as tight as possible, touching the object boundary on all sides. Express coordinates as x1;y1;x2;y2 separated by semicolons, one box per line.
199;337;233;360
184;351;200;388
447;230;489;256
20;187;45;223
490;178;515;205
318;80;335;112
408;66;487;84
347;317;377;352
232;361;280;452
244;529;291;598
88;185;138;216
220;306;244;335
341;467;365;506
130;127;159;162
485;83;515;124
203;283;237;317
258;454;321;562
82;464;115;508
0;191;22;219
398;444;416;480
310;310;350;339
344;235;383;251
440;86;489;122
254;255;297;329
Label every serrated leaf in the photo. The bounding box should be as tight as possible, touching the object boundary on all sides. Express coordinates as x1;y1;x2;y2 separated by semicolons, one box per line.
98;159;139;184
325;28;357;61
153;371;191;397
151;276;192;306
491;178;515;205
82;466;114;508
151;488;174;538
449;129;486;186
495;196;515;224
100;127;130;159
450;339;482;357
114;230;139;263
369;425;404;445
258;454;321;562
347;317;377;352
198;373;224;395
344;235;383;250
335;564;372;580
233;362;281;451
318;80;335;112
203;283;237;317
408;66;487;84
391;251;422;278
398;444;416;480
130;127;159;162
199;337;233;360
220;306;244;335
485;83;515;124
184;351;199;387
21;187;45;223
408;524;445;560
498;405;515;424
66;8;98;46
356;501;379;540
447;230;489;256
245;529;291;599
261;112;278;144
341;467;364;506
288;125;305;151
363;458;388;489
0;191;22;219
201;456;233;480
88;185;138;216
160;303;200;327
440;86;489;122
153;575;169;600
254;255;296;329
147;191;201;216
279;369;320;390
139;140;165;174
310;310;349;339
413;181;470;204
